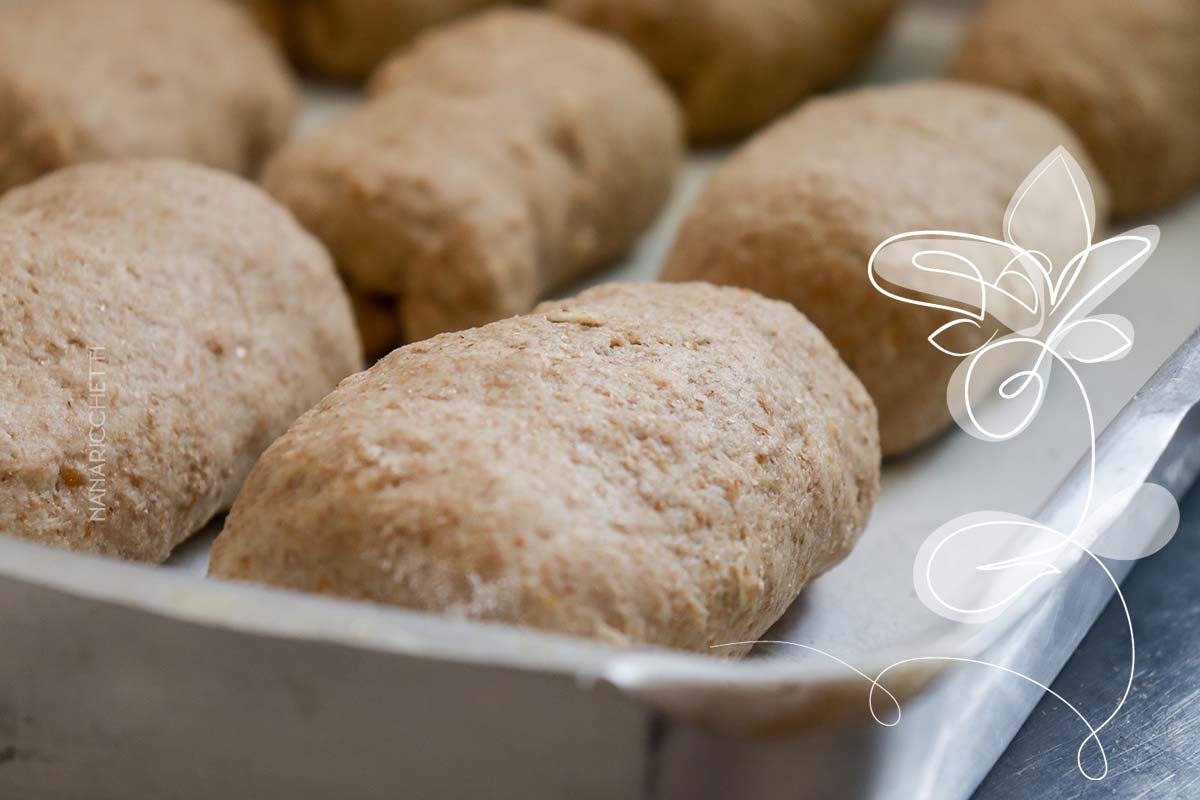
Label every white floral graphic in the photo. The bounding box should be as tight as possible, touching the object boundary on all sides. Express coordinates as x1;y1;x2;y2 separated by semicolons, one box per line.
716;148;1181;782
865;146;1180;780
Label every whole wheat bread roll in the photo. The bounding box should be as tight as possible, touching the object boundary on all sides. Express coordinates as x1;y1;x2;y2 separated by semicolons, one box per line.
550;0;900;142
662;81;1108;457
243;0;507;81
951;0;1200;216
0;0;297;195
262;9;682;353
209;283;880;653
0;160;362;562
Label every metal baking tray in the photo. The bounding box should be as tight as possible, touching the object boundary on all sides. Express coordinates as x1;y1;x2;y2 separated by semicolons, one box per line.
2;4;1199;798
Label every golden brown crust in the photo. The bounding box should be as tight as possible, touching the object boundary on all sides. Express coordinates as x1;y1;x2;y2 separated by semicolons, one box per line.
550;0;901;142
209;282;880;653
0;0;298;195
263;9;683;348
0;160;362;562
662;81;1109;457
951;0;1200;216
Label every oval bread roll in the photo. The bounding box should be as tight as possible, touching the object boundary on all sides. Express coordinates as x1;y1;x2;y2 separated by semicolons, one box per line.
662;81;1108;457
951;0;1200;216
550;0;901;142
262;9;683;353
209;283;880;654
243;0;507;81
0;0;297;196
0;160;362;562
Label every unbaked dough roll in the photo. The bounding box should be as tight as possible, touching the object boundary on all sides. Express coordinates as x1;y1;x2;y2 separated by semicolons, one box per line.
243;0;508;81
263;9;683;349
662;81;1108;457
550;0;901;142
0;160;362;562
0;0;298;195
951;0;1200;216
209;282;880;654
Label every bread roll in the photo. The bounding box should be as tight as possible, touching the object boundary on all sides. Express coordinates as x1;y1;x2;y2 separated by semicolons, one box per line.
263;9;682;349
662;81;1108;457
951;0;1200;216
0;0;297;195
550;0;900;142
243;0;507;81
0;160;362;562
209;283;879;654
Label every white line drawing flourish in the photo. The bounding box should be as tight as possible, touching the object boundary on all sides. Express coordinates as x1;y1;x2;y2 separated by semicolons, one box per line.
717;147;1181;781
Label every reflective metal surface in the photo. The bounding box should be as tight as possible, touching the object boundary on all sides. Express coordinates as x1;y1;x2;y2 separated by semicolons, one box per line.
651;329;1200;800
975;481;1200;799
